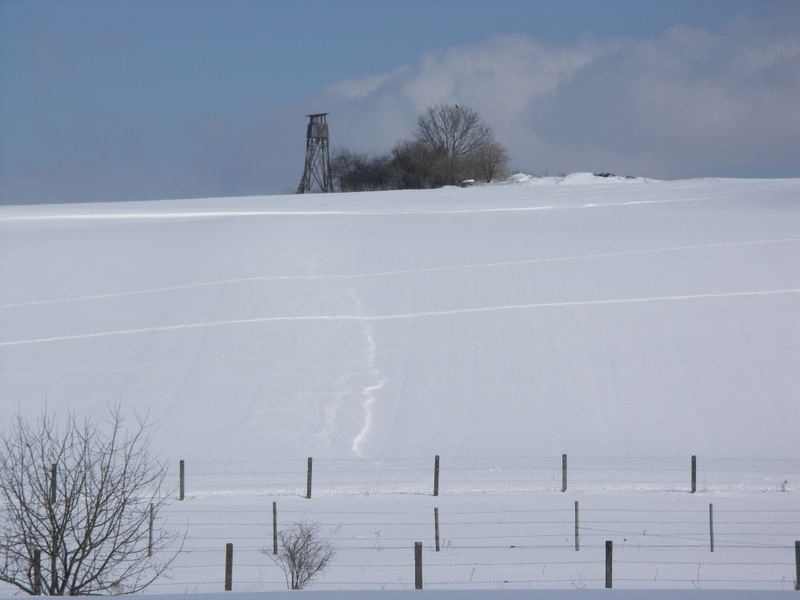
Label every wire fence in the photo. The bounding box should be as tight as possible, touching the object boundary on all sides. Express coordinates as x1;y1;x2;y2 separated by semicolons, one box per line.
169;455;800;498
148;460;800;594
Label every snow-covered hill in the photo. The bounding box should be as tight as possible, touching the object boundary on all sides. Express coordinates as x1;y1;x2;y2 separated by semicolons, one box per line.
2;175;798;462
1;176;799;593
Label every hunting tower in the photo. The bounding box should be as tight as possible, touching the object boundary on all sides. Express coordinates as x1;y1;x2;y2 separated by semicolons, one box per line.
297;113;332;193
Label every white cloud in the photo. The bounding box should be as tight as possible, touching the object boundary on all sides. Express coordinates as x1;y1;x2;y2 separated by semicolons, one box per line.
327;66;410;99
400;34;609;126
304;5;800;179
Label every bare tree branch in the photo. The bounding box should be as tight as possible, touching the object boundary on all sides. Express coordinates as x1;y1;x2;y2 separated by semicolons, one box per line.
0;410;179;595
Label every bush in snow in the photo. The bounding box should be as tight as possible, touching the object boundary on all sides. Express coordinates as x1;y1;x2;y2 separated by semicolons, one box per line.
264;522;336;590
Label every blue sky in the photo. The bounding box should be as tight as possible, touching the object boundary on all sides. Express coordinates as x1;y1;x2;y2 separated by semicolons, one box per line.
1;0;797;203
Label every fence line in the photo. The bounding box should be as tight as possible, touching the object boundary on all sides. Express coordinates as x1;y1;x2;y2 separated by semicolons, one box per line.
174;543;794;552
148;454;800;592
155;578;793;587
161;543;800;590
171;507;799;515
171;454;799;501
154;508;798;591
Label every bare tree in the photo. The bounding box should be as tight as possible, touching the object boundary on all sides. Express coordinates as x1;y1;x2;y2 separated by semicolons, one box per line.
414;104;494;185
331;148;393;192
263;523;335;590
0;410;178;595
470;140;510;183
330;104;508;191
388;140;439;189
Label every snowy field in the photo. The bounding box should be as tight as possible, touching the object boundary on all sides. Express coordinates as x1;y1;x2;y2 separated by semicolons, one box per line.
97;592;799;600
1;175;799;593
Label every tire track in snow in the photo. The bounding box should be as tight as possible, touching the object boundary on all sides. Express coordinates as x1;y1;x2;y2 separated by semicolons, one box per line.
2;287;799;348
2;238;797;310
349;289;388;458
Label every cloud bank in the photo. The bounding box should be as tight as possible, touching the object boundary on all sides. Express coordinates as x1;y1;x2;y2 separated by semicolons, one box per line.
313;5;800;180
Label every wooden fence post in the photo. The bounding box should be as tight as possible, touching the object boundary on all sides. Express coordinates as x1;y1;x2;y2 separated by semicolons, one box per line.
562;454;567;492
434;508;440;552
574;500;580;551
49;464;57;504
709;503;714;553
605;540;613;589
33;550;41;595
691;455;697;494
272;501;278;555
433;455;440;497
179;460;185;501
148;503;154;557
224;543;233;591
794;540;799;591
306;457;313;499
49;464;57;593
414;541;423;589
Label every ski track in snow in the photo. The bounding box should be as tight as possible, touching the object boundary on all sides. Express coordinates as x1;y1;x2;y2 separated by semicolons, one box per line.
2;237;797;310
2;287;799;348
0;195;705;223
349;289;388;458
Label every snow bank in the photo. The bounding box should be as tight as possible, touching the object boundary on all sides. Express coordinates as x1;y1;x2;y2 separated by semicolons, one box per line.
501;172;561;185
504;173;539;184
502;172;653;185
558;172;650;184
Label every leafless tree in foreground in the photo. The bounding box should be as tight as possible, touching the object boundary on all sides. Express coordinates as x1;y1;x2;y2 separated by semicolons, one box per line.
0;410;179;595
263;523;335;590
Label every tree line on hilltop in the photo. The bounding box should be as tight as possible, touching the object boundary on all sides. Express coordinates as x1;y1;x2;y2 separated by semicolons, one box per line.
332;104;509;192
